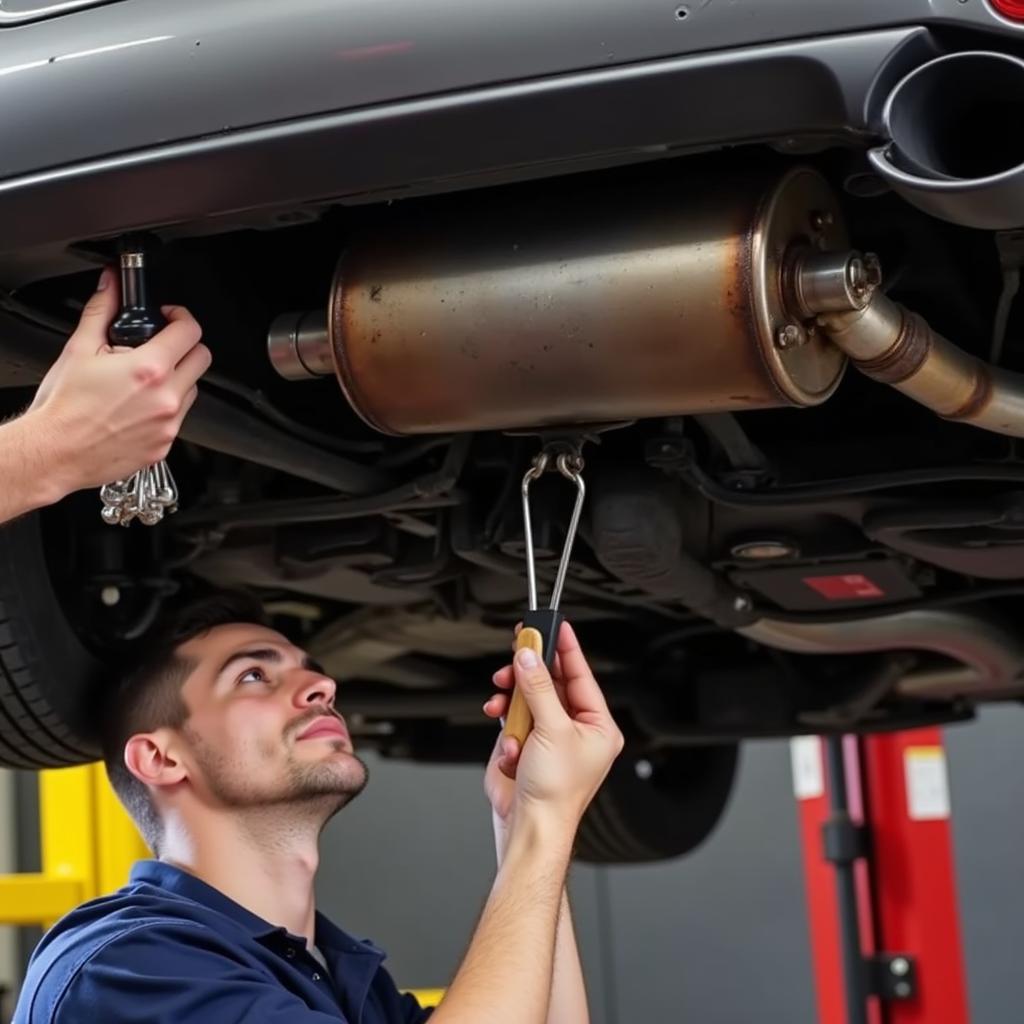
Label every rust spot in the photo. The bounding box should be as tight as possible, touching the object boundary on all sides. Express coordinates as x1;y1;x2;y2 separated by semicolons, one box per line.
949;364;993;422
369;284;383;302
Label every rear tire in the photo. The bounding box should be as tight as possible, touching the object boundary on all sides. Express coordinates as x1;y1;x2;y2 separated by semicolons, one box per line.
576;742;738;864
0;510;101;768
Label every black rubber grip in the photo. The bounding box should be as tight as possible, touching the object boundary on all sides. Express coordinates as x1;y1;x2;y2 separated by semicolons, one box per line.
109;241;166;348
521;609;564;670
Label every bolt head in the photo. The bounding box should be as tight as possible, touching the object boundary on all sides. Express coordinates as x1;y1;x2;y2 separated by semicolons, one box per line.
775;323;807;349
847;257;866;289
733;594;753;613
811;210;835;231
890;957;910;977
864;253;883;288
634;759;654;781
100;586;121;608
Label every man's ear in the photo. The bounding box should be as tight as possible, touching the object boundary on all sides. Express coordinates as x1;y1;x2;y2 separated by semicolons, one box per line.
124;731;188;789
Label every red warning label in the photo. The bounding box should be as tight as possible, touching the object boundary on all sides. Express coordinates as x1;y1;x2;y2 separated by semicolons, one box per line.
802;573;885;601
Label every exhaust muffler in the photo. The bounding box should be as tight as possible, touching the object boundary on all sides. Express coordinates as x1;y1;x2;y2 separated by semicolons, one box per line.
268;159;1024;446
269;168;848;434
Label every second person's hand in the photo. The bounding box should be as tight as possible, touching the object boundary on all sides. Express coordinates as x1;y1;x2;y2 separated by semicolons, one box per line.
25;268;211;502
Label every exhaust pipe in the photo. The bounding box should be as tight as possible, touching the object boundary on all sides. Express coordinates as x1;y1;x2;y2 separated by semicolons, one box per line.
867;51;1024;230
740;611;1024;700
269;167;847;434
805;249;1024;439
589;466;1024;700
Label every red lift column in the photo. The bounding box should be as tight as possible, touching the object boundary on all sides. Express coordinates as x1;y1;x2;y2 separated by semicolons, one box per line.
792;728;971;1024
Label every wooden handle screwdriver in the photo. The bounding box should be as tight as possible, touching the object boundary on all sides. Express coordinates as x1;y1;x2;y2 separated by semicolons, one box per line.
504;611;563;746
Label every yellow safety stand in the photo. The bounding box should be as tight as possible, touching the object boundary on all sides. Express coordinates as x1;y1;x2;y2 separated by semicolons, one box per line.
407;988;445;1008
0;764;147;927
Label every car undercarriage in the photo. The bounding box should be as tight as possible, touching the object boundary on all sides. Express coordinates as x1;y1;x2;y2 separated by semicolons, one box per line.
4;1;1024;861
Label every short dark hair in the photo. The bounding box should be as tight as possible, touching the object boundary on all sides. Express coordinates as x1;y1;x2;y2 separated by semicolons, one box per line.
101;589;269;853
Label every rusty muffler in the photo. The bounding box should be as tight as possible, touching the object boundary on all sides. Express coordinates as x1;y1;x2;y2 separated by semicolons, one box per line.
268;168;848;434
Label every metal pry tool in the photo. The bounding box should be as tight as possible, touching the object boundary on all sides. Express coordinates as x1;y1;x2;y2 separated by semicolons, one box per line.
503;445;586;746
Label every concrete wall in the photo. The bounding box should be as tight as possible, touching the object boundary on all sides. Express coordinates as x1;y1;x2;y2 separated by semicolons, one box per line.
945;705;1024;1023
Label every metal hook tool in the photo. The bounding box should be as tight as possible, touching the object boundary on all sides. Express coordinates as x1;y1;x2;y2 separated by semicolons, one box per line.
504;447;586;746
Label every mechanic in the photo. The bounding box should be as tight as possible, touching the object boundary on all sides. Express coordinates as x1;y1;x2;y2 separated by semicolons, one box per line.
12;590;623;1024
0;268;210;525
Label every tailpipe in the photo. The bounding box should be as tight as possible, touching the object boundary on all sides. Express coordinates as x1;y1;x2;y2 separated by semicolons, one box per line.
268;167;847;434
867;51;1024;230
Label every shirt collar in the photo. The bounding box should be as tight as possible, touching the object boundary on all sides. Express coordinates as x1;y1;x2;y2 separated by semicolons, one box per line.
131;860;279;937
129;860;384;958
130;860;387;1022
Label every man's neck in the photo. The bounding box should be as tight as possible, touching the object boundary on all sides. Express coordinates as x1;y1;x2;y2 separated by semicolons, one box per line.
160;808;323;948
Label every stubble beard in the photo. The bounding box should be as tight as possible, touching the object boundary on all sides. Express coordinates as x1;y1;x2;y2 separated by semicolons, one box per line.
185;726;370;825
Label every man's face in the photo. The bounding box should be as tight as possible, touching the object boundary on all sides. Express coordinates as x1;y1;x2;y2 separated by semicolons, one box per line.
172;622;367;819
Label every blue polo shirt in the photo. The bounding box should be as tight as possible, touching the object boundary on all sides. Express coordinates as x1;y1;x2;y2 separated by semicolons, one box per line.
13;860;433;1023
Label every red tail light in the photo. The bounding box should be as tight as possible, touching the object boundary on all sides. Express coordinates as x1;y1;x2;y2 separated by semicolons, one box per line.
991;0;1024;20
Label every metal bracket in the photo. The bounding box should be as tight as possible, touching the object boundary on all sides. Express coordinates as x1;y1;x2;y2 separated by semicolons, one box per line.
864;953;918;1001
821;817;869;866
644;435;693;473
645;434;774;491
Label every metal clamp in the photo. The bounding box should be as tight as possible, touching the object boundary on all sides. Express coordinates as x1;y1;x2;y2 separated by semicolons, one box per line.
865;953;918;1002
521;446;586;613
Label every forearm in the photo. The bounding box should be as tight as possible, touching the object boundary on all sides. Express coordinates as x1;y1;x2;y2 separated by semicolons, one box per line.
546;889;589;1024
494;816;589;1024
0;413;65;525
434;818;572;1024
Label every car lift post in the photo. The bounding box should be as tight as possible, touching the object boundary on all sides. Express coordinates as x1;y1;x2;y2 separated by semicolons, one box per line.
794;727;971;1024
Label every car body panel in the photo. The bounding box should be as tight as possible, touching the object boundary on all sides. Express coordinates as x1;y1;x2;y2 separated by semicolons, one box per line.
0;26;936;282
0;0;1018;276
0;0;118;26
0;0;1017;182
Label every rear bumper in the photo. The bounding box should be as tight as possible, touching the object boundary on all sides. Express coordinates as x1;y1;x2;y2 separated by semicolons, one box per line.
0;26;936;280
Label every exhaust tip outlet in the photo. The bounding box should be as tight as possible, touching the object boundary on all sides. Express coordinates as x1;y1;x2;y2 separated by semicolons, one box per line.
868;51;1024;230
